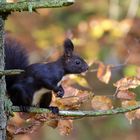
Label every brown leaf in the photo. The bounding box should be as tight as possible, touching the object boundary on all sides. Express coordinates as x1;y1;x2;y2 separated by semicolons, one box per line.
116;90;136;100
97;63;111;84
121;100;137;108
51;84;93;110
46;120;58;129
135;109;140;119
55;96;80;110
63;86;79;97
114;77;140;90
58;120;73;136
14;120;42;135
76;90;92;102
53;88;92;110
91;96;113;111
35;113;58;122
121;100;138;123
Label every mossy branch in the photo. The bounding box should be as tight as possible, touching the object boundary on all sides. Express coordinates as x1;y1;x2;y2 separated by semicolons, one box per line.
0;0;74;13
12;104;140;117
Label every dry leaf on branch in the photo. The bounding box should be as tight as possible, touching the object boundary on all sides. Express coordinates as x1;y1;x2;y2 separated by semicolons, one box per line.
58;120;73;136
34;112;60;129
91;96;113;111
14;120;42;135
97;62;111;84
35;113;58;123
46;120;59;129
52;86;92;110
114;77;140;91
121;100;138;123
135;109;140;119
116;90;136;100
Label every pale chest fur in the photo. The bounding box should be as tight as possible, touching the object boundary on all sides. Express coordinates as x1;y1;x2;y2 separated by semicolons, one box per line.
32;88;51;106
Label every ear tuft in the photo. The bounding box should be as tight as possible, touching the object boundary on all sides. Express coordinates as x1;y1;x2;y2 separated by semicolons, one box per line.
64;38;74;51
63;38;74;57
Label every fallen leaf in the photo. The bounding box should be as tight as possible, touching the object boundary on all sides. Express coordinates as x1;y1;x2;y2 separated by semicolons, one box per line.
114;77;140;90
91;96;113;111
97;63;111;84
116;90;136;100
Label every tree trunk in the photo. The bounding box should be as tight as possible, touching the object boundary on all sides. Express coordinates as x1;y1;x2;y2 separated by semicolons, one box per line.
0;15;7;140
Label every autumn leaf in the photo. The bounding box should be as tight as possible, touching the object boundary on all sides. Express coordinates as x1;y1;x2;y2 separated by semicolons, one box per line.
51;85;92;110
135;109;140;119
35;113;58;122
46;120;58;129
114;77;140;90
116;90;136;100
91;96;113;111
63;86;79;97
55;96;80;110
54;90;92;110
97;62;111;84
121;100;138;123
34;113;59;129
14;121;41;135
58;120;73;136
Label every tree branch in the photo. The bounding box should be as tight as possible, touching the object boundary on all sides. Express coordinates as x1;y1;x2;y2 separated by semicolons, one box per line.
0;69;24;76
0;0;74;13
12;104;140;117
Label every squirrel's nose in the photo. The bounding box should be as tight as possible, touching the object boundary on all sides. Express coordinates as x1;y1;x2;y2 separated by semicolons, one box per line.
83;64;88;71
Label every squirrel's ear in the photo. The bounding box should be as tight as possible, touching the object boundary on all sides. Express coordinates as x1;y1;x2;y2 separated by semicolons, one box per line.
64;38;74;57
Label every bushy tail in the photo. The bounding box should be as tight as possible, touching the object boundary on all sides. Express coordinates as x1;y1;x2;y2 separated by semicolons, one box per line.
4;37;29;90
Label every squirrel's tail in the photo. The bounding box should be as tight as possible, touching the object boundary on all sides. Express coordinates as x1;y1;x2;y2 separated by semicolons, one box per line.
4;37;29;90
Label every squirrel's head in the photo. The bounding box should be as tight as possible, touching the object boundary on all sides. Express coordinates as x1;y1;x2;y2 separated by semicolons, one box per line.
62;38;88;74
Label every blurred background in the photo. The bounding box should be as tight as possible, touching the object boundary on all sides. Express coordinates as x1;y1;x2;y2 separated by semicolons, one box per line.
5;0;140;139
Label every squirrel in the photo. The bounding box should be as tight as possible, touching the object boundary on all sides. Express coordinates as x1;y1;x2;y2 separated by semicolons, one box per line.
5;37;88;113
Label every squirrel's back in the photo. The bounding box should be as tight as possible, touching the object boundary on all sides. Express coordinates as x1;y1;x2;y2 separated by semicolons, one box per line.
4;37;29;90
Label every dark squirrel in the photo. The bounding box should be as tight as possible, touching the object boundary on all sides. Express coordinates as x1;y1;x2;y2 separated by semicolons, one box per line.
5;37;88;113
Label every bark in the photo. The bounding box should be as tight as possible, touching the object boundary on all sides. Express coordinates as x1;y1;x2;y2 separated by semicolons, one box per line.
0;16;7;140
12;104;140;117
0;0;74;13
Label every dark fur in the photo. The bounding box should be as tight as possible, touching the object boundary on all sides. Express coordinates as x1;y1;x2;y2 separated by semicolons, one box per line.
5;38;29;91
5;38;88;112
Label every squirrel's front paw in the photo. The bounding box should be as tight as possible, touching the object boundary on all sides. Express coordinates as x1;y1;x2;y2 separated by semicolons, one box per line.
56;89;64;98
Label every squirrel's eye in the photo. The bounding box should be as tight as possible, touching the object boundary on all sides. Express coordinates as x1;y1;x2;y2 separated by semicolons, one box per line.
75;59;81;65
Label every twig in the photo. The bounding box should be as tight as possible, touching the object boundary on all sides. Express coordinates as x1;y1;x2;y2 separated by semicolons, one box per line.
0;0;74;13
0;69;24;76
12;104;140;117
